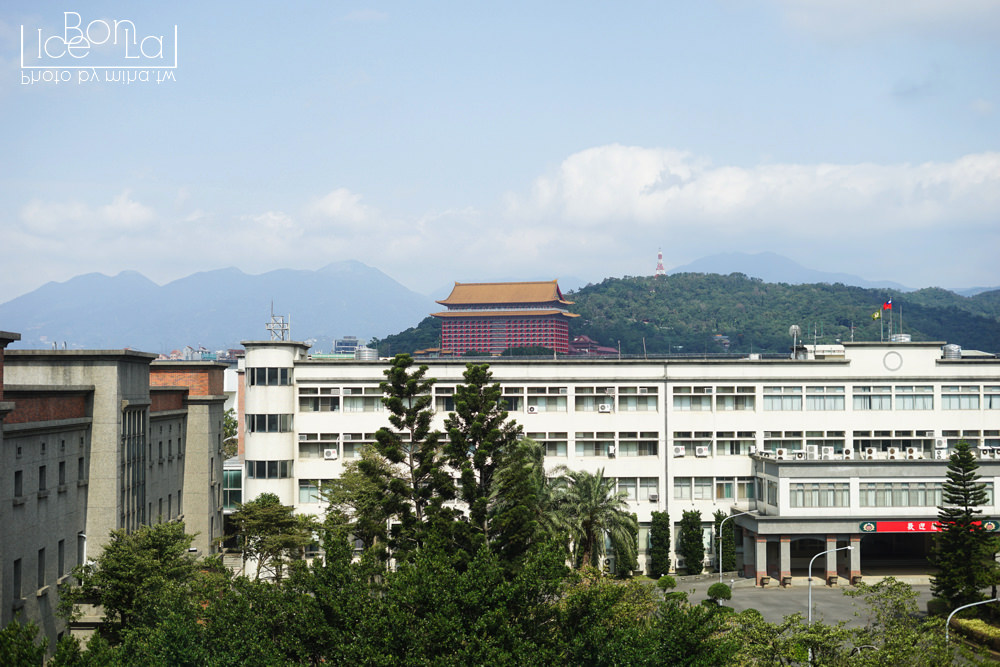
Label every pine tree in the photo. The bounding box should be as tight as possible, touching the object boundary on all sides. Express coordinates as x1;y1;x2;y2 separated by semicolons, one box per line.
364;353;456;561
930;441;1000;608
649;511;671;577
678;510;705;575
443;363;523;546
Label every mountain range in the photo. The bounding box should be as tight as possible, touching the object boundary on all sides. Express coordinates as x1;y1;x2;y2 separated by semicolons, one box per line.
0;262;435;353
1;254;996;353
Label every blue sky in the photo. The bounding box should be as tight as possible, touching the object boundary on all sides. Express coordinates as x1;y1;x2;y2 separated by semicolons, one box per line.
2;1;998;300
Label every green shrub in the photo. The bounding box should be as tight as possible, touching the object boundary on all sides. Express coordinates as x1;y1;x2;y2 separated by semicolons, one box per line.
951;617;1000;651
926;597;950;617
706;582;732;604
656;575;677;591
664;591;688;603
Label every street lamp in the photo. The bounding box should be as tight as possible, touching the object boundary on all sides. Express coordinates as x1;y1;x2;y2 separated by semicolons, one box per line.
946;597;998;644
719;511;754;583
808;545;852;624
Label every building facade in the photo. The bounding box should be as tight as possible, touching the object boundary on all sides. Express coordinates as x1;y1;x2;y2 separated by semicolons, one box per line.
238;338;1000;580
432;281;578;354
1;343;226;652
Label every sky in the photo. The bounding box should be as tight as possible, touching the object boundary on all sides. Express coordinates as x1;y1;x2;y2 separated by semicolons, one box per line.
2;1;999;301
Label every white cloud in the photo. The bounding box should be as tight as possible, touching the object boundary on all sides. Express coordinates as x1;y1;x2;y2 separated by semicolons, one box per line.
307;188;374;226
20;190;154;235
506;145;1000;237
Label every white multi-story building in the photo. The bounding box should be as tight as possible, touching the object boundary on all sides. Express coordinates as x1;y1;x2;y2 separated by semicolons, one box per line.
238;338;1000;583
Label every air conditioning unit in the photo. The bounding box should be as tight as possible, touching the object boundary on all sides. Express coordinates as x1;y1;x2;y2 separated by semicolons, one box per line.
527;406;538;414
843;447;854;460
776;448;788;460
794;450;807;460
342;434;353;441
598;404;612;413
759;450;773;458
887;447;899;458
695;446;710;457
806;445;819;460
638;387;649;394
323;448;338;460
935;439;946;449
648;493;659;502
608;445;616;457
605;388;615;395
821;446;835;457
298;433;308;441
673;445;685;457
934;449;948;460
749;445;757;455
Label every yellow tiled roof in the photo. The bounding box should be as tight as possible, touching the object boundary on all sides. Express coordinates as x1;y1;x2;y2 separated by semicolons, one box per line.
431;309;579;318
436;280;573;306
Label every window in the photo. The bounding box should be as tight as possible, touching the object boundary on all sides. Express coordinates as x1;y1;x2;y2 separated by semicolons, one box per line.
59;461;66;486
737;477;755;501
298;433;339;459
58;540;65;577
718;432;755;456
896;386;933;410
529;432;568;457
299;479;321;503
574;432;613;456
806;386;845;411
38;465;47;491
618;432;658;456
853;386;891;410
527;395;567;412
245;460;294;479
246;414;294;432
617;478;637;501
860;482;945;507
639;477;658;500
763;386;802;411
694;477;713;500
674;477;692;500
985;387;1000;410
37;548;46;589
247;367;291;386
789;482;849;507
716;386;756;411
942;386;980;410
13;559;22;601
716;479;734;500
619;387;658;412
673;386;712;411
298;387;340;412
78;457;85;482
14;470;22;497
223;469;243;510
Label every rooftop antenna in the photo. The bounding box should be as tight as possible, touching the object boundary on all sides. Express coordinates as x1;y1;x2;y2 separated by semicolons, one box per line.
655;248;665;277
266;302;290;341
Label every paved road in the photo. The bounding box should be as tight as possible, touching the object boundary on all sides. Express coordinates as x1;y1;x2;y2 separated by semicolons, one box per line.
668;575;933;628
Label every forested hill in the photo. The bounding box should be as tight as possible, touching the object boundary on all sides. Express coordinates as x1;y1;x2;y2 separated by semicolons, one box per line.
375;273;1000;356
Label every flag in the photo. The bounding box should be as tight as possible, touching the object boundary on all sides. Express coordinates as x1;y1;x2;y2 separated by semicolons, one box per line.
872;311;881;320
883;299;892;310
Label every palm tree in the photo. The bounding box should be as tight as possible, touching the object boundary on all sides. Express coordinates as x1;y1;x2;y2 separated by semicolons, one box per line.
552;467;638;569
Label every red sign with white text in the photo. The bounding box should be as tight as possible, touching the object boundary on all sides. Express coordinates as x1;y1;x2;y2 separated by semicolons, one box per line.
859;520;999;533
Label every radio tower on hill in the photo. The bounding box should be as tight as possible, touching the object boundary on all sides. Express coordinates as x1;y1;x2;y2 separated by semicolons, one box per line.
655;249;665;277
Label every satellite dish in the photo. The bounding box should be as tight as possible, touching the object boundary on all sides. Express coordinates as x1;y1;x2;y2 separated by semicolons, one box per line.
789;325;801;338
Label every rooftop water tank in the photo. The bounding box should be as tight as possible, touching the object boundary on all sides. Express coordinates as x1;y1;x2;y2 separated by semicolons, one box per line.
942;344;962;359
354;347;378;361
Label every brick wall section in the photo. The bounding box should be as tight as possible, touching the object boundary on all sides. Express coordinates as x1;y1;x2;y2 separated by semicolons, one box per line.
150;365;224;396
151;389;186;412
3;391;89;424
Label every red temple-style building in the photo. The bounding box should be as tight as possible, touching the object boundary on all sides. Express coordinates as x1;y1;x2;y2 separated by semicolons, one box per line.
432;281;579;354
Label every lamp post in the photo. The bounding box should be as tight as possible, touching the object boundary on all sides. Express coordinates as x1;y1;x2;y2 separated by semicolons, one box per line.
946;598;998;644
808;545;852;624
718;511;754;583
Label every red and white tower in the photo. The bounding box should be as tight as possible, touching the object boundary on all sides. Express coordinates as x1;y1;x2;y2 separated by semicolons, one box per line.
655;249;665;277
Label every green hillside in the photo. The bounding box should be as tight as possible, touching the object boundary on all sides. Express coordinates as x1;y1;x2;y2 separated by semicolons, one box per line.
375;274;1000;356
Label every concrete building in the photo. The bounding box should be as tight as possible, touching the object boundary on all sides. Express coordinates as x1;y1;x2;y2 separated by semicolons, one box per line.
0;342;226;652
237;338;1000;581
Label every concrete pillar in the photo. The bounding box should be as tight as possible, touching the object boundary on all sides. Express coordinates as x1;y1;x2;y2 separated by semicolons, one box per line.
755;536;768;586
850;534;861;584
825;535;838;585
742;529;754;578
779;536;791;585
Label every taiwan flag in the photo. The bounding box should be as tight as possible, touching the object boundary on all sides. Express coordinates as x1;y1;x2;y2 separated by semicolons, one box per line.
882;299;892;310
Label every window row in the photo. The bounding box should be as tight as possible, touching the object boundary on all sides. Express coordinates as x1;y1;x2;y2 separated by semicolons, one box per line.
246;414;294;433
245;460;294;479
673;476;756;501
615;477;659;501
12;458;85;496
247;367;292;386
